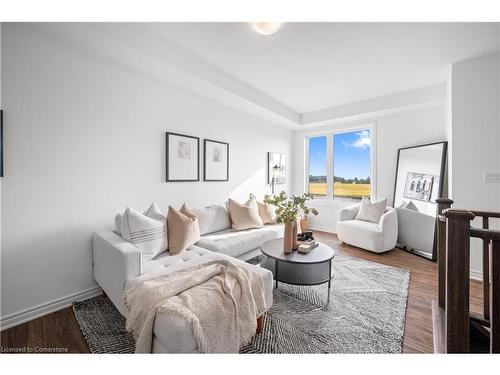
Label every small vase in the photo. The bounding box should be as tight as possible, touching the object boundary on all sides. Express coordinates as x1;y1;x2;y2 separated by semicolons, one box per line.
283;222;293;254
292;220;298;250
300;217;308;232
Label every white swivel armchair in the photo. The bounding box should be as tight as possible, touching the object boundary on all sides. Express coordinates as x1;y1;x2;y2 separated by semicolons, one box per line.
337;204;398;253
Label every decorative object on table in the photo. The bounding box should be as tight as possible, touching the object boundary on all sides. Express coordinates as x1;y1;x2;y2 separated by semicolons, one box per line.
267;152;286;193
300;217;308;232
297;231;318;253
166;132;200;182
297;231;314;242
264;192;318;253
393;141;447;260
297;242;319;254
295;193;318;232
203;139;229;181
403;172;435;202
0;109;3;177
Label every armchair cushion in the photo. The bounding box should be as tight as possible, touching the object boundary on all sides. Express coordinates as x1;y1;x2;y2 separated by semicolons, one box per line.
355;197;387;223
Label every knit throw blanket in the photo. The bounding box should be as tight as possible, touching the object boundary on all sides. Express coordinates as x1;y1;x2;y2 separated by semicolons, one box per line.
124;260;267;353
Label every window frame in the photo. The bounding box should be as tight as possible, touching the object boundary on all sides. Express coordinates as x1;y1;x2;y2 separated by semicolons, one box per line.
304;123;377;202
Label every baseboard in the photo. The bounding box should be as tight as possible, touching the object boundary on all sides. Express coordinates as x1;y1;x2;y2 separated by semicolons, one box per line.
308;225;335;234
0;286;102;331
470;270;483;281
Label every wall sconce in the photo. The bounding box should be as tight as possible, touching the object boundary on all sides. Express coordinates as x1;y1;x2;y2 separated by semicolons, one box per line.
271;164;280;194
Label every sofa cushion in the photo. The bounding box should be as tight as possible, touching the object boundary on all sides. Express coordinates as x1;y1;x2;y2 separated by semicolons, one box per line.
256;200;276;224
196;224;283;259
182;203;231;235
121;204;167;261
355;197;387;223
167;205;201;255
227;197;263;231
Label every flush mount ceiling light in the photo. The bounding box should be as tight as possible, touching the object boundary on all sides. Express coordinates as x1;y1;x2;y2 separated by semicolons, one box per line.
251;22;284;36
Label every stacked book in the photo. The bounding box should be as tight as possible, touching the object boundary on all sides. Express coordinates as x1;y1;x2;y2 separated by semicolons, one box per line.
297;238;319;253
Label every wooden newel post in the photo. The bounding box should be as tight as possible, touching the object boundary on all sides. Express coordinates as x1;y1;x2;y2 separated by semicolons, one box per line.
491;239;500;353
443;208;475;353
436;198;454;309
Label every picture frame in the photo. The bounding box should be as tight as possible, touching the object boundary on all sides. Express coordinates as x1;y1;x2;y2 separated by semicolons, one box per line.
403;172;436;202
204;139;229;181
166;132;200;182
267;152;286;184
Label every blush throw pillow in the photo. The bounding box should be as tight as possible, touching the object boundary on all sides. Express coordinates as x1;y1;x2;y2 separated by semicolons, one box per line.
227;196;264;230
255;198;276;224
355;197;388;224
121;203;168;261
167;205;201;255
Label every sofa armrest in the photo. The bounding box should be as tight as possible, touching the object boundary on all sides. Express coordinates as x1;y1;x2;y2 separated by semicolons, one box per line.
338;204;360;222
379;208;398;250
92;231;142;316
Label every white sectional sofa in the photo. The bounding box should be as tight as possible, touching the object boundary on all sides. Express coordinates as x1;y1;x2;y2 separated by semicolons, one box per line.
92;203;283;353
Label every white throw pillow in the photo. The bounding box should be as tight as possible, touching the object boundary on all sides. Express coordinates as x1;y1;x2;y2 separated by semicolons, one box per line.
121;203;168;261
355;197;387;224
144;201;167;221
115;213;122;236
399;200;419;212
181;203;231;235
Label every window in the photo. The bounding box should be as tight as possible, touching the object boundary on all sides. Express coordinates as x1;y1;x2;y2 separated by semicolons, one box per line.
306;127;373;200
308;136;327;196
333;130;371;199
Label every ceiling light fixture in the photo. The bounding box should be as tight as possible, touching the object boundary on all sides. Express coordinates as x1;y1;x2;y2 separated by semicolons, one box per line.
251;22;284;36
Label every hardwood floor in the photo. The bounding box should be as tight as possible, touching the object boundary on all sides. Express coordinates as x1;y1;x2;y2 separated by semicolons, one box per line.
0;231;484;354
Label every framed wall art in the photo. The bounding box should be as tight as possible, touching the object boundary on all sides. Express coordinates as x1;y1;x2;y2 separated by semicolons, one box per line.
204;139;229;181
268;152;286;185
166;132;200;182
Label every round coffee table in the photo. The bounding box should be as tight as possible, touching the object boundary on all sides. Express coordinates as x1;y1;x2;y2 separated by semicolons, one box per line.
260;238;335;305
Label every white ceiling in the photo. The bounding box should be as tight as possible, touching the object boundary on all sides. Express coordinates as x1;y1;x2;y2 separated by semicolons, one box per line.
147;22;499;113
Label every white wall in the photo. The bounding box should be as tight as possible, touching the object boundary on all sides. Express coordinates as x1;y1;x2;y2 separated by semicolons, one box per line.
0;24;2;266
293;105;446;232
448;52;500;276
0;24;293;323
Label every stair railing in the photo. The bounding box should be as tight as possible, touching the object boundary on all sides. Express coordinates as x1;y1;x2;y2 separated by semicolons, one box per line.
436;198;500;353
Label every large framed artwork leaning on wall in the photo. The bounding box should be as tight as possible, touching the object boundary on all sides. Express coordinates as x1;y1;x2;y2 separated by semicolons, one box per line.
166;132;200;182
204;139;229;181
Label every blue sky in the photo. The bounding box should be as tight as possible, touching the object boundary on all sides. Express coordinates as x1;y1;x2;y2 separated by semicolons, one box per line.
309;130;371;179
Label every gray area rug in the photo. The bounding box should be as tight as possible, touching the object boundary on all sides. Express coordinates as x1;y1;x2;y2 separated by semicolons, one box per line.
73;255;410;353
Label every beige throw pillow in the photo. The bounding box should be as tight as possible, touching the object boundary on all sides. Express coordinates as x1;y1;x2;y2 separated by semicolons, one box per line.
167;205;201;255
256;199;276;224
227;197;263;230
355;197;387;224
